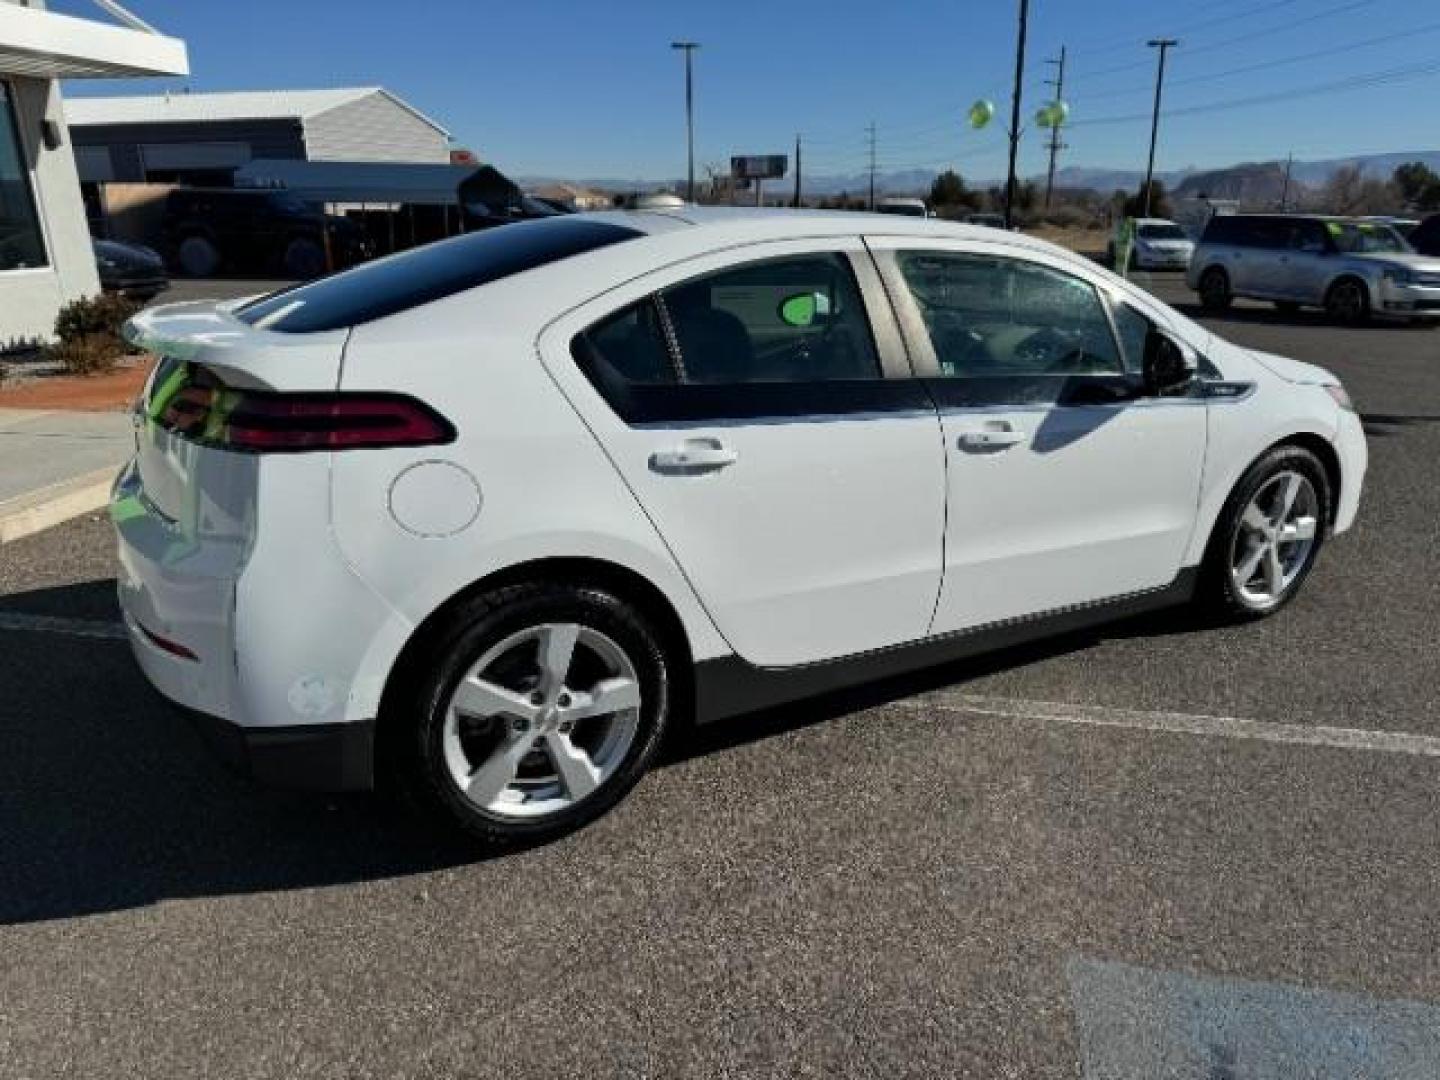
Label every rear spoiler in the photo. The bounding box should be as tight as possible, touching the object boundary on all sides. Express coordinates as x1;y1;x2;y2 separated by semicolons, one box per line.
124;300;350;392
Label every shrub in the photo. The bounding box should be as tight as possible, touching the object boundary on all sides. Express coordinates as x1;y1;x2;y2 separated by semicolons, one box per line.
53;293;141;349
47;332;119;376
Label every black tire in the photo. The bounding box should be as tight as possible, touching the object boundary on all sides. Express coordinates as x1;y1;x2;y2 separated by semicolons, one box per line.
1198;444;1331;621
282;237;327;279
393;581;673;846
176;235;220;278
1325;277;1371;326
1273;300;1302;314
1198;266;1233;311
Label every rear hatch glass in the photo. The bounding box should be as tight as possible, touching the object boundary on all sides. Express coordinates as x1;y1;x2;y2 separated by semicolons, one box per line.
236;217;642;334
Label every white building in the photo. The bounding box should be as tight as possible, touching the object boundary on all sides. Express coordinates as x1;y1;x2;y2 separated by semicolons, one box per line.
65;87;452;185
0;0;187;341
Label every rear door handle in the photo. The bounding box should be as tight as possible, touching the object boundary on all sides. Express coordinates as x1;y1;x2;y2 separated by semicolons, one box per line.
649;437;739;473
957;425;1026;451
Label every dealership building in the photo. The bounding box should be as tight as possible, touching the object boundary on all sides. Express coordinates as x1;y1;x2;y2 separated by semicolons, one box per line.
0;0;187;341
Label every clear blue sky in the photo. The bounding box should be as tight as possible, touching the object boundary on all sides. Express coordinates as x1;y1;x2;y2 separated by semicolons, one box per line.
57;0;1440;185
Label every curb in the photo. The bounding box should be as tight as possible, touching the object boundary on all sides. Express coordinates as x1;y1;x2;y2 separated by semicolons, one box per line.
0;467;117;546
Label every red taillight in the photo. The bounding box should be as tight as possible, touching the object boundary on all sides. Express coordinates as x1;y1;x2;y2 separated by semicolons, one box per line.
157;375;454;453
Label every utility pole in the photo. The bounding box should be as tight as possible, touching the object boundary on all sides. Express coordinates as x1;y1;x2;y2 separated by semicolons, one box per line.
1280;151;1294;211
1142;38;1177;218
793;133;802;208
671;41;699;203
866;122;877;210
1043;45;1067;209
1004;0;1030;229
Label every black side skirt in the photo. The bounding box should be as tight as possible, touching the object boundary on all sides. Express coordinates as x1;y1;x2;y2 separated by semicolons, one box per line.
693;569;1199;724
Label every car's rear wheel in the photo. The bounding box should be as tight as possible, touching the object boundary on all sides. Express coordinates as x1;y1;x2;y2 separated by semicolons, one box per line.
1198;266;1232;311
1325;278;1370;325
176;235;219;278
397;582;672;846
1200;445;1330;619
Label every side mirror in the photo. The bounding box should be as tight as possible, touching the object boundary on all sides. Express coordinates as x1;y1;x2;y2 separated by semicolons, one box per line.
1142;328;1198;396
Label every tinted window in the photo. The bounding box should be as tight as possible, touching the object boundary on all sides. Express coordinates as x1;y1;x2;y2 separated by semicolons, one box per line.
1204;215;1287;248
897;252;1124;378
238;217;641;333
660;254;881;383
1137;223;1186;241
0;82;48;271
581;300;676;384
1111;303;1152;375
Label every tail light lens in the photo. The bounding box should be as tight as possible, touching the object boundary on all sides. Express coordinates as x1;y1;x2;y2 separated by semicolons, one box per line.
154;369;454;453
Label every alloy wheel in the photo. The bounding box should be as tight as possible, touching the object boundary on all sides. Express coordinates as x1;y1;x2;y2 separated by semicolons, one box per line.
1228;471;1320;610
441;623;641;820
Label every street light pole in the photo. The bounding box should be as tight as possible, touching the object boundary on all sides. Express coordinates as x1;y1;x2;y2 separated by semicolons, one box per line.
1003;0;1030;230
1142;38;1177;218
671;41;699;203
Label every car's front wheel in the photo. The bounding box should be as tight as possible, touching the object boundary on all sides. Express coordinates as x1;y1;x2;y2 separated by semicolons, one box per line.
397;582;673;846
1325;277;1371;325
1200;445;1330;619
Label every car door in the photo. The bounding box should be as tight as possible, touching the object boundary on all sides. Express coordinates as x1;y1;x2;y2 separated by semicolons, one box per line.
870;238;1207;634
1279;219;1334;304
539;239;946;668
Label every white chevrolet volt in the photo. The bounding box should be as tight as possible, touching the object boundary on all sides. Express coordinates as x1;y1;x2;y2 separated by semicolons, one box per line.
115;208;1367;843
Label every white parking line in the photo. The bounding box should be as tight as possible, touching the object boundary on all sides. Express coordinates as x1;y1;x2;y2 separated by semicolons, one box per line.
0;612;128;641
918;691;1440;759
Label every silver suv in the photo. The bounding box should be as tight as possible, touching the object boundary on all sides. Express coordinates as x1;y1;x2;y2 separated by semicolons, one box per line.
1187;214;1440;325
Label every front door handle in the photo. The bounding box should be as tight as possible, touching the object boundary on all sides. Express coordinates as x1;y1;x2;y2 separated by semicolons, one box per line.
957;425;1026;451
649;437;739;473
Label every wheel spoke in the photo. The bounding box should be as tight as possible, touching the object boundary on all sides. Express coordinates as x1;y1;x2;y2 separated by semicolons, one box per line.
452;676;538;721
1234;541;1267;586
465;729;541;807
545;732;601;800
1263;546;1286;597
1242;503;1271;535
537;623;580;699
568;676;641;721
1276;474;1303;521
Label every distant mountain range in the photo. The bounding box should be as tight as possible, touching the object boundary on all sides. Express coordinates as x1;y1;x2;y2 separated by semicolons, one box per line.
522;150;1440;201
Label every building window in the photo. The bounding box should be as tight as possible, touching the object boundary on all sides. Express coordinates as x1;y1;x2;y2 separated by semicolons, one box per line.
0;82;49;271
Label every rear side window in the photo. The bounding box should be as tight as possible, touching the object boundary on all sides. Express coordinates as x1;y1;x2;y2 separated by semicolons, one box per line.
237;217;641;333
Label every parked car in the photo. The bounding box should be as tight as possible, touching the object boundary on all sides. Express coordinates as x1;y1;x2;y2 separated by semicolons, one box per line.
1408;213;1440;257
876;197;929;218
1188;214;1440;324
93;238;168;300
1110;217;1195;271
162;188;372;279
117;209;1366;845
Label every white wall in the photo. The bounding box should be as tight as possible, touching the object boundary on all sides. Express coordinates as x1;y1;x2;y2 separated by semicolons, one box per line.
303;91;449;164
1;75;100;342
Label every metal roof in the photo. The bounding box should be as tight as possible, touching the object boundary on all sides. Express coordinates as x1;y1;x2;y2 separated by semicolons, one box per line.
63;87;450;136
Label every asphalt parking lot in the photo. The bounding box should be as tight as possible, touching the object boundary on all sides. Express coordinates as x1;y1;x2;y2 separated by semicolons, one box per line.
2;273;1439;1078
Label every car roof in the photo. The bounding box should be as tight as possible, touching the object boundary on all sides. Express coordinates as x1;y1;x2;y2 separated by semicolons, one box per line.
576;205;1043;245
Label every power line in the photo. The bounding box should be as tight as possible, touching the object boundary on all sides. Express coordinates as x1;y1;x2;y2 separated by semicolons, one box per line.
1074;18;1440;103
1066;0;1307;60
1069;54;1440;128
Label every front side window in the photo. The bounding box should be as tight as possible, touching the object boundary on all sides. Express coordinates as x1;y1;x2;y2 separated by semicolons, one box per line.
1328;221;1411;255
897;252;1124;379
0;83;48;271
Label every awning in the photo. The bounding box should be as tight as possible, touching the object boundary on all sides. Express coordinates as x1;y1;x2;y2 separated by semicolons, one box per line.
0;2;188;79
234;159;510;207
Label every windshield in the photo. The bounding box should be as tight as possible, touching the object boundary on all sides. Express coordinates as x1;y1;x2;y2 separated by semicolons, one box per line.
1138;223;1187;241
1329;221;1412;254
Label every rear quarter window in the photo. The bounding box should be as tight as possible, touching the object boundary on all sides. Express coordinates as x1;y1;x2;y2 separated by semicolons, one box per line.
236;217;641;333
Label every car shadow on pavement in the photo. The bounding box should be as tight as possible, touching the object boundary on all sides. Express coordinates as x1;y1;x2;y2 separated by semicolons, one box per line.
0;580;1212;925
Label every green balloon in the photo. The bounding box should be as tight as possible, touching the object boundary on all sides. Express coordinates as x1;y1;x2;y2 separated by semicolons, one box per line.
1036;100;1070;129
968;99;996;130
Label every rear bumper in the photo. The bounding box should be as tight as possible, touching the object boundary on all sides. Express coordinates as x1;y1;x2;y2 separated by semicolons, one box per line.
184;704;374;791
